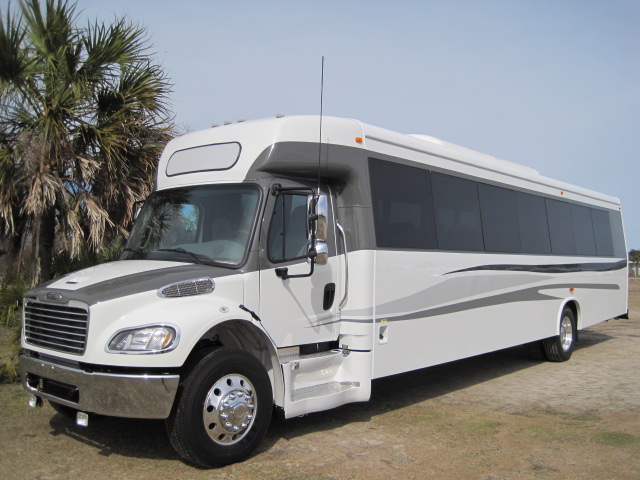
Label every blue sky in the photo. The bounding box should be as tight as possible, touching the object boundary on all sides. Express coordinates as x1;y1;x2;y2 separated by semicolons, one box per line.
4;0;639;249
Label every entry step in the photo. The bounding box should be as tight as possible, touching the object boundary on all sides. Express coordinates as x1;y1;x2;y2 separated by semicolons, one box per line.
291;381;360;402
278;348;341;365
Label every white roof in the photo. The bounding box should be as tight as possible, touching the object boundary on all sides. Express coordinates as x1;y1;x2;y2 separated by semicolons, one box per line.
156;115;621;209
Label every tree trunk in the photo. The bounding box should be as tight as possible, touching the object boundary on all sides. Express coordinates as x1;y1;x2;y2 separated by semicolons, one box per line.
37;206;57;283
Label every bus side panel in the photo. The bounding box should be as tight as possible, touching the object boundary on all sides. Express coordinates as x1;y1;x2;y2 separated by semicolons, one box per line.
371;250;626;379
572;266;628;329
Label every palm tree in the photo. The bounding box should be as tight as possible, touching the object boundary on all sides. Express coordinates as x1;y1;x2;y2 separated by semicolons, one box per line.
0;0;174;283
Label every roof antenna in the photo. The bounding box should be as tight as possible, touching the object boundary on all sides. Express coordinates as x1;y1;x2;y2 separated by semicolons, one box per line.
317;56;324;193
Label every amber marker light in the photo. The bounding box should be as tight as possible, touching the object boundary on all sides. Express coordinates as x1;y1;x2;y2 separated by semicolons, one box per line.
570;288;575;293
355;137;363;143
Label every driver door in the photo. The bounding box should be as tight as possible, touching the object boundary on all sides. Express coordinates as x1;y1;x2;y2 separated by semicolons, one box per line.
258;180;341;348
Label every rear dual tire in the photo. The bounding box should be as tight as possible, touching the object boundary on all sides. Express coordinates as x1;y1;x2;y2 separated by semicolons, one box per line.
526;307;577;362
543;307;577;362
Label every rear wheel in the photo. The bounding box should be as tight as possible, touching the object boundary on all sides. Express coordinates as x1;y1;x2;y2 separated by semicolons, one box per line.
543;307;577;362
167;348;272;468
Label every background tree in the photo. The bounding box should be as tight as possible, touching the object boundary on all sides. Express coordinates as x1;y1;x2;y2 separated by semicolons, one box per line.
630;249;640;277
0;0;174;283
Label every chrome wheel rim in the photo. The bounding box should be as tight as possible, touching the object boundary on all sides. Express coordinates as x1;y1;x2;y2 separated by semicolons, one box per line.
560;316;574;352
203;374;257;445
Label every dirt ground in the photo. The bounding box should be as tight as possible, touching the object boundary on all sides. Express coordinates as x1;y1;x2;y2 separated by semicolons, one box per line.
1;281;639;480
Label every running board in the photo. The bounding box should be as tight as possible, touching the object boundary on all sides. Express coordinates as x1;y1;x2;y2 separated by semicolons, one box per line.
291;381;360;402
281;349;371;419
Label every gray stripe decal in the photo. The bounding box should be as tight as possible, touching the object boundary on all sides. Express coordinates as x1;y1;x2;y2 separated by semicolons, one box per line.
303;312;338;328
375;283;620;323
340;318;374;323
307;318;342;328
445;260;627;275
375;273;552;318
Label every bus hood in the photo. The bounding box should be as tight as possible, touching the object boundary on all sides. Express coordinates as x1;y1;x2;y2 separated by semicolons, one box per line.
28;260;240;306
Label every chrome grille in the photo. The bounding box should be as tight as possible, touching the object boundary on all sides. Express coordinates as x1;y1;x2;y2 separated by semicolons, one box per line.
24;300;88;355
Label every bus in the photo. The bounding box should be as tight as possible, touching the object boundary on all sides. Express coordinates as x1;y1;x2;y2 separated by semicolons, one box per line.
21;115;628;467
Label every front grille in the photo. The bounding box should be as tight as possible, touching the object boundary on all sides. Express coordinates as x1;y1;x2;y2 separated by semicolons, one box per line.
24;300;89;355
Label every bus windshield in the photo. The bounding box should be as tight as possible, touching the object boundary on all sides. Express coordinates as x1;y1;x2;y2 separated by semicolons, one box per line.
122;184;260;267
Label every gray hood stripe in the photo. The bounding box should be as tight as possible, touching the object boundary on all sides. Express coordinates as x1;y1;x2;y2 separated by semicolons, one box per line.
29;264;243;306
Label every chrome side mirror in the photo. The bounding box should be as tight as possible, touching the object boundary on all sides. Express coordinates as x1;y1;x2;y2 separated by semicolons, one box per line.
314;241;328;266
311;194;328;242
308;194;329;265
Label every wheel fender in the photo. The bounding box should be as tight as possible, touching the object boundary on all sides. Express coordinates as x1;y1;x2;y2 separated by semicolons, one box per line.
184;310;283;409
558;298;580;331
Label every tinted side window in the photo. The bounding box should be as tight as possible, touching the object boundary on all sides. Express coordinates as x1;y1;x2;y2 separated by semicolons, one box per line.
516;192;551;254
432;173;484;251
591;209;614;256
369;159;437;249
268;194;309;262
478;184;520;253
572;205;596;255
546;199;575;254
609;211;626;258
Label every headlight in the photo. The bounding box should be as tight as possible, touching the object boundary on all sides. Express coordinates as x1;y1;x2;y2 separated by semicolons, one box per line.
107;325;178;353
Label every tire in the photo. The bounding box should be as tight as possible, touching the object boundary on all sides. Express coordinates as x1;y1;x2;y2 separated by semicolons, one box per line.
166;348;272;468
543;307;577;362
526;340;548;361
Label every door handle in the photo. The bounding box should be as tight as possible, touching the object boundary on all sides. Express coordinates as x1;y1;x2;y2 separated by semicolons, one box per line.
323;283;336;310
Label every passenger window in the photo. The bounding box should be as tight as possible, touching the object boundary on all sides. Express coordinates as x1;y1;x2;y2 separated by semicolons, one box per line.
479;184;520;253
516;192;551;254
591;209;614;257
268;194;309;262
369;159;437;249
609;211;626;258
546;199;576;255
432;173;484;251
572;205;596;255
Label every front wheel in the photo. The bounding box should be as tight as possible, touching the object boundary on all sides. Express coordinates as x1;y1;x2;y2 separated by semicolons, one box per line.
543;307;577;362
167;348;273;468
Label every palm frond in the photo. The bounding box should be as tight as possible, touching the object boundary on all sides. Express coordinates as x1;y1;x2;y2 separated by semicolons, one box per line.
0;2;29;86
0;0;175;283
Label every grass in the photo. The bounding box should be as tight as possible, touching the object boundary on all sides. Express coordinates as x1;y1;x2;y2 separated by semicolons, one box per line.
595;431;640;448
0;325;20;383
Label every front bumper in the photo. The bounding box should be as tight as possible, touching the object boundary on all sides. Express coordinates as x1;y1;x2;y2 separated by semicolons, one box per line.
20;353;180;419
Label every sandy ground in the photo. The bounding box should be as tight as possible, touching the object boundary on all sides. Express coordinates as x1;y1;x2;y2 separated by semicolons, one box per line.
1;280;638;479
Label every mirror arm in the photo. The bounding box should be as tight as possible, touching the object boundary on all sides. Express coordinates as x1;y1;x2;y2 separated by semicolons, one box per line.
275;250;316;280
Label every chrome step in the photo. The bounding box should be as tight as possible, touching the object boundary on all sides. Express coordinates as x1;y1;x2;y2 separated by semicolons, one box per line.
278;348;341;365
291;381;360;402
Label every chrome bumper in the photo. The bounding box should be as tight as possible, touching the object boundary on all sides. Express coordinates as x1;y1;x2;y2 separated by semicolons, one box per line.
20;354;180;419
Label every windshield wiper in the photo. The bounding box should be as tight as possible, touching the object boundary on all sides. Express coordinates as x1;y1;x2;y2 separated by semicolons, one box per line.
157;248;205;265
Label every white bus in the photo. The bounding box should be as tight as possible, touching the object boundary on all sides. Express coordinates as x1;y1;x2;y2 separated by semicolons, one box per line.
21;115;628;467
